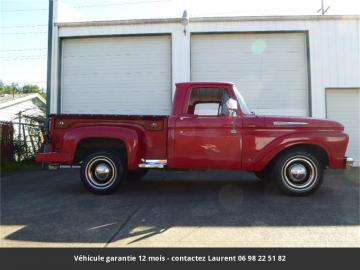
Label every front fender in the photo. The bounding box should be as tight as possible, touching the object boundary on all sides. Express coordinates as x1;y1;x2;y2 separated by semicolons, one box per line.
62;125;145;169
245;131;348;171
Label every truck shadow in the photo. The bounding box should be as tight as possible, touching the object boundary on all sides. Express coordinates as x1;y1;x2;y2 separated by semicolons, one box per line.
1;168;359;246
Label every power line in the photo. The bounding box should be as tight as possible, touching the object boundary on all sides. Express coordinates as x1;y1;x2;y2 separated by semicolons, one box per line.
1;7;47;12
0;24;47;29
0;48;47;52
1;80;47;85
1;59;46;61
0;32;47;35
0;58;45;62
1;0;170;12
1;80;46;83
0;54;46;59
0;56;47;61
72;0;170;8
0;54;46;58
20;81;46;83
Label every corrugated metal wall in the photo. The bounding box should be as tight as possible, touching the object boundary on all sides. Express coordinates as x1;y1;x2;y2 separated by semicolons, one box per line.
53;17;360;119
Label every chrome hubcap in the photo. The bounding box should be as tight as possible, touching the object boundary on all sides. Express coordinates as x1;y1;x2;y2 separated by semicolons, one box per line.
94;163;111;181
85;156;117;189
282;156;318;190
288;164;307;182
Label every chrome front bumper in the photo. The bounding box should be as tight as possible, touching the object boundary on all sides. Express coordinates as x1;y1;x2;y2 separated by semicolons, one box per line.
346;157;354;169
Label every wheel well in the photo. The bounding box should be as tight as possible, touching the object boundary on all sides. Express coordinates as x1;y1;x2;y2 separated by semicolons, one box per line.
75;138;126;163
267;144;329;170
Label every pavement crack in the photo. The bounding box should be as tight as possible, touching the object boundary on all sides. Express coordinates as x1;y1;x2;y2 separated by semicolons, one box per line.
104;206;141;247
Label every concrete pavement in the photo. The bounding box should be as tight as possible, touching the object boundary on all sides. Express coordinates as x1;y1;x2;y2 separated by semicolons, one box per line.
1;168;359;247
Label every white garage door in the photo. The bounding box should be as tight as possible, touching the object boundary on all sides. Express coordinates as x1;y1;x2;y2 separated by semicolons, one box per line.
326;89;360;166
191;33;309;116
61;35;171;115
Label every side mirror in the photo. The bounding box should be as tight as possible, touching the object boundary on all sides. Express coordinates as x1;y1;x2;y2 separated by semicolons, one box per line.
226;98;238;116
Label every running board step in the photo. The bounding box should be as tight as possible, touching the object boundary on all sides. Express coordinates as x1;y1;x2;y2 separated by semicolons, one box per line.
138;159;167;169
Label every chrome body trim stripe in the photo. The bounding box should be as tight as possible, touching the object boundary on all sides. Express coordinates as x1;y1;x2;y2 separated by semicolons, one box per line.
138;164;166;169
273;121;309;126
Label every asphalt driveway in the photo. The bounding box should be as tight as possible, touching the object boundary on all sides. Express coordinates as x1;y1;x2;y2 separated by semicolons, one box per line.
1;168;359;247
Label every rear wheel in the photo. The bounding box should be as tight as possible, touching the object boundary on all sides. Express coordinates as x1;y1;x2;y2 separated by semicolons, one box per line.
272;151;324;196
127;169;148;181
80;151;125;194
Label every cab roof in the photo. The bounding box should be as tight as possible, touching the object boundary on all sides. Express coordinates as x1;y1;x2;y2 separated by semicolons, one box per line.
176;82;234;87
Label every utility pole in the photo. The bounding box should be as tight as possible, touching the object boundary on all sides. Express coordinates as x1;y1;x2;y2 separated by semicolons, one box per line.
317;0;330;15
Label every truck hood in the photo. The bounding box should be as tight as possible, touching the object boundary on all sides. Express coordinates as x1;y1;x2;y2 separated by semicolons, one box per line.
262;115;344;130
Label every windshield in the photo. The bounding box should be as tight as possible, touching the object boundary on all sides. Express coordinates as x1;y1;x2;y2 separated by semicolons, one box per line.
233;86;252;115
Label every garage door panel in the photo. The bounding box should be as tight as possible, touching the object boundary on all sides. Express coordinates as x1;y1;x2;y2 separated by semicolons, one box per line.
61;35;171;115
191;33;308;116
326;89;360;166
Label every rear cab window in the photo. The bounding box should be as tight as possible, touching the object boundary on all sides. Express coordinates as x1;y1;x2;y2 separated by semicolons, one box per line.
187;88;230;116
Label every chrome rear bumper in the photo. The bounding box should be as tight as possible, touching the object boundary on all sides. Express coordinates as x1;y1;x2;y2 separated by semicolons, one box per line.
346;157;354;169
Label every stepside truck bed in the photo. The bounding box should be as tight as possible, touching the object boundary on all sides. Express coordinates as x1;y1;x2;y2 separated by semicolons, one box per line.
39;114;169;165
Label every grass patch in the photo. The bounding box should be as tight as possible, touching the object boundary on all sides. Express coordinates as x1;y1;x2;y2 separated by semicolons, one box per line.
1;159;42;174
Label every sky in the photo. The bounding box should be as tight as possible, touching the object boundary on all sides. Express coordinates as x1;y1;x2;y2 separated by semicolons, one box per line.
0;0;359;89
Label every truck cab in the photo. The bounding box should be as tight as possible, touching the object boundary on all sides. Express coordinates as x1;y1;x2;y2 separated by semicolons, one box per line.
36;82;352;196
168;82;244;170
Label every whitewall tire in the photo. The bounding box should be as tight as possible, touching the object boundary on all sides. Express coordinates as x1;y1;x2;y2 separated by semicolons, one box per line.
80;151;125;194
273;151;324;196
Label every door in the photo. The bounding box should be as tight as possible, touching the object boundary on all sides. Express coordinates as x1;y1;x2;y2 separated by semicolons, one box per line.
326;88;360;166
61;35;172;115
172;87;242;169
191;33;309;116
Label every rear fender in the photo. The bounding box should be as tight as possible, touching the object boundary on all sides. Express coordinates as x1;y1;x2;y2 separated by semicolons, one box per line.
62;125;145;169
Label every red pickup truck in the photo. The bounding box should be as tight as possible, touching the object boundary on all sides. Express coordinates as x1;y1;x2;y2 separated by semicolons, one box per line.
36;82;352;196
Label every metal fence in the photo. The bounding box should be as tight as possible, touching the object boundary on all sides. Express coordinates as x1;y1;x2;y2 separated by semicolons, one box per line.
0;122;14;162
0;118;45;162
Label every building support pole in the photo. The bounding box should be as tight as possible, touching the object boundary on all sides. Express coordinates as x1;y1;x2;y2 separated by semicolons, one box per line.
44;0;54;159
46;0;53;122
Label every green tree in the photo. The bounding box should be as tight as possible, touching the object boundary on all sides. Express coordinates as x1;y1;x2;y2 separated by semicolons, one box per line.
0;81;46;98
22;84;42;94
0;83;18;95
21;84;46;98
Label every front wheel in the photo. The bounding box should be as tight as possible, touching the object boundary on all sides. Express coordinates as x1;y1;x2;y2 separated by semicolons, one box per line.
80;151;125;194
272;151;324;196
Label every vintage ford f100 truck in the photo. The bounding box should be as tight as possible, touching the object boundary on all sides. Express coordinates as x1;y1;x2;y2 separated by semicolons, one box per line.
36;82;353;195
